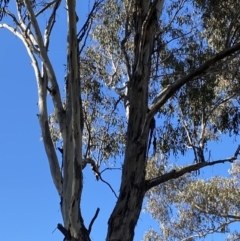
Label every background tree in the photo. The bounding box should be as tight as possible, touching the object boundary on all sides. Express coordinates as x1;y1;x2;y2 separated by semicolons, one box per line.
1;0;240;240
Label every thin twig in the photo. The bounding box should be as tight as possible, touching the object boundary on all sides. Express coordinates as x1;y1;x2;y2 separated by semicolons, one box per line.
100;167;122;174
44;0;61;50
35;0;58;18
99;176;118;198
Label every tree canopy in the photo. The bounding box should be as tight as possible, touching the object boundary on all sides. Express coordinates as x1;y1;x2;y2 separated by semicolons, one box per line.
1;0;240;240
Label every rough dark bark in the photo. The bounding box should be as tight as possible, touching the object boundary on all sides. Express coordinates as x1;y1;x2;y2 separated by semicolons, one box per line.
106;1;164;240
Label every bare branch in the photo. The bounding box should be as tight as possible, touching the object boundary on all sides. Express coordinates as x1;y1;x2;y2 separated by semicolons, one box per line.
43;0;61;50
15;0;63;196
0;18;63;197
146;145;240;190
0;22;23;38
99;175;118;199
100;167;122;174
23;0;65;132
3;8;21;27
0;0;9;20
82;158;118;198
1;8;35;49
0;17;35;58
88;208;100;234
77;0;104;55
234;145;240;157
83;119;92;159
38;71;63;196
79;22;91;54
14;1;31;35
77;0;104;43
35;0;58;18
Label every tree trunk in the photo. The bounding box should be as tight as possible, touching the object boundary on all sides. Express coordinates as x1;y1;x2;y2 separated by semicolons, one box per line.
106;1;164;240
58;0;91;240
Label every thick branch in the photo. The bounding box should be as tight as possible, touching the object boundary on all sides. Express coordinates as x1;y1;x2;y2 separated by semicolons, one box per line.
59;1;90;239
0;21;63;197
19;0;63;196
38;72;63;196
146;145;240;190
1;0;63;217
0;23;23;38
23;0;65;132
148;41;240;122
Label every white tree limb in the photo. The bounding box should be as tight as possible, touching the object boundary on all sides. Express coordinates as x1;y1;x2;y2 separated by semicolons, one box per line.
0;21;63;196
23;0;65;133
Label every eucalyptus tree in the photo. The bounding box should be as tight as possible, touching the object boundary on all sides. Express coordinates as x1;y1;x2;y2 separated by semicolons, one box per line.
1;0;240;241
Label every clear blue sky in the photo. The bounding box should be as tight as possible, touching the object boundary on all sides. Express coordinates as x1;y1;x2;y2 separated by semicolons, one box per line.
0;1;239;241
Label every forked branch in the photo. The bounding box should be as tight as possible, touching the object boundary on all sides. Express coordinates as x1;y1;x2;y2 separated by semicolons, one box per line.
23;0;65;132
82;158;118;198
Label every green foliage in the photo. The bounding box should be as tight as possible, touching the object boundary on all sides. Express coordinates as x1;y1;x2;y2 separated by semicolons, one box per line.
144;161;240;240
151;0;240;160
